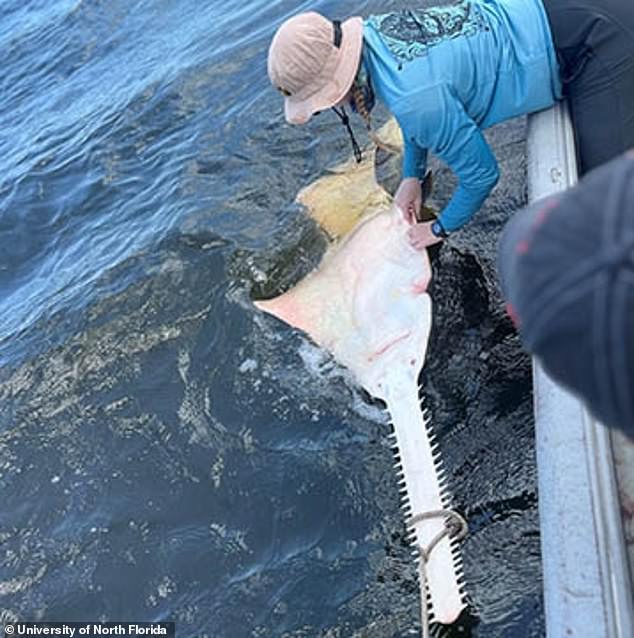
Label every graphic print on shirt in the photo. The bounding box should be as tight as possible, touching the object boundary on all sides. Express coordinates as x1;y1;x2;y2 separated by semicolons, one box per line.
367;0;489;63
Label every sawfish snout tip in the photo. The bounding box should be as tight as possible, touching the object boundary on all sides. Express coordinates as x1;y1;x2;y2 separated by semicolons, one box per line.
433;606;465;625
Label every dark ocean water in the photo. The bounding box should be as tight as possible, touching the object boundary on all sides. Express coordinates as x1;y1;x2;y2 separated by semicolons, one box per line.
0;1;543;636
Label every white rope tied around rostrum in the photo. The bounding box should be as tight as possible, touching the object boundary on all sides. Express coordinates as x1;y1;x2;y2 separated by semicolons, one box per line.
410;509;469;638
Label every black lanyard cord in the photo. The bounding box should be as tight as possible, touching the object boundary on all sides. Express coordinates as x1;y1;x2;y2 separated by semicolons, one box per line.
332;106;363;163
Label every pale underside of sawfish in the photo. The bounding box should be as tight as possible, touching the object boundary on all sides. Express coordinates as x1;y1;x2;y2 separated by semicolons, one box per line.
255;122;466;625
255;210;466;624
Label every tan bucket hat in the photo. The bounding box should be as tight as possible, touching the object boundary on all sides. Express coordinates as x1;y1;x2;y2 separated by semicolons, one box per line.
267;12;364;125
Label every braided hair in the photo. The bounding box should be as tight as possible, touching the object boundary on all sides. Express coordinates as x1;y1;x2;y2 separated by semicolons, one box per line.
350;80;400;155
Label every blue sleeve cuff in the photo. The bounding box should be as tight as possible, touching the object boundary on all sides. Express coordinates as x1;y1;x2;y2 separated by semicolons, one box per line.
438;169;499;232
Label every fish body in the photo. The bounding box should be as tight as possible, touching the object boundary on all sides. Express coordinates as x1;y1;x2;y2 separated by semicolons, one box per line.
255;202;465;624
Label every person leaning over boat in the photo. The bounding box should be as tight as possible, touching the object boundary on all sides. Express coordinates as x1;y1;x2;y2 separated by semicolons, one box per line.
267;0;634;249
497;150;634;439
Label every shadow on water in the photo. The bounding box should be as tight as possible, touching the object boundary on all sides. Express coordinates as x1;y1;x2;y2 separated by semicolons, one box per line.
0;0;542;635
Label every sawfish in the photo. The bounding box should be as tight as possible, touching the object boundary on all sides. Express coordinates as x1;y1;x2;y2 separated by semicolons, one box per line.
255;125;466;627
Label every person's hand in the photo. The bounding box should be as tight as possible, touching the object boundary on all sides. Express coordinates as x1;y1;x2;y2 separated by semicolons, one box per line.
408;221;443;251
394;177;422;224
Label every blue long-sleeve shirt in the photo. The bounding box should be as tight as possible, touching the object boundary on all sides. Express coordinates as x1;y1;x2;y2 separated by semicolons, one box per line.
362;0;562;232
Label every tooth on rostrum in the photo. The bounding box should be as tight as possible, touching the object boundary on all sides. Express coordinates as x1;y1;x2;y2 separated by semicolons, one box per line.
405;534;420;557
